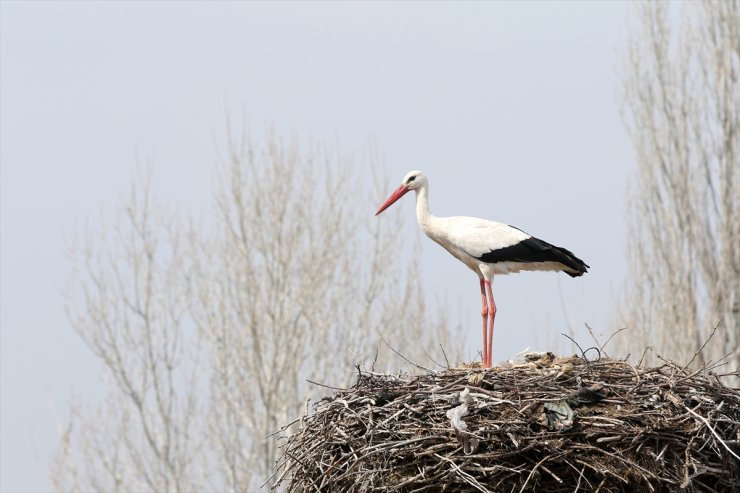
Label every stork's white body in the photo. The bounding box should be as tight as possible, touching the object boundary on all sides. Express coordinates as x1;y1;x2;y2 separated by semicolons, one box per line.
415;184;572;278
376;170;589;368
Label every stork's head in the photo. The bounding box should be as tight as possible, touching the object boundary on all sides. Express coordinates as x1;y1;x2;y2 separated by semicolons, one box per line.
375;170;426;216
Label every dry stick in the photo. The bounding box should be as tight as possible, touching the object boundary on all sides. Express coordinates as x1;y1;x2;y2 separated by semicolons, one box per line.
684;404;740;461
682;322;721;372
560;333;600;362
440;344;451;369
305;379;346;391
261;461;286;489
434;454;493;493
540;464;564;484
265;416;302;438
376;328;432;372
594;478;607;493
637;345;654;367
565;461;590;492
423;349;447;369
519;454;555;493
599;326;630;353
370;346;379;372
584;323;612;359
703;352;735;373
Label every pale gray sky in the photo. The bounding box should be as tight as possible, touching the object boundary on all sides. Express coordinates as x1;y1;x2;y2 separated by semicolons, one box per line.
1;2;632;491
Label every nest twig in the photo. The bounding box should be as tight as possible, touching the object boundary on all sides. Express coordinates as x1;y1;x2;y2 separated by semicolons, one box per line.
274;353;740;492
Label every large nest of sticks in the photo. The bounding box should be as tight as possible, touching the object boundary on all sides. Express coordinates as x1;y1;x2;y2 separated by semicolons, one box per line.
275;353;740;492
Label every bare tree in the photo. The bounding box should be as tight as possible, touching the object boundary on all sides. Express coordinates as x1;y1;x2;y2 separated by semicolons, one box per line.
618;0;739;370
54;166;208;492
192;124;459;489
52;125;461;492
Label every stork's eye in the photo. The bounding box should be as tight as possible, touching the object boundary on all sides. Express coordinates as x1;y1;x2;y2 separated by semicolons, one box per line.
408;176;416;182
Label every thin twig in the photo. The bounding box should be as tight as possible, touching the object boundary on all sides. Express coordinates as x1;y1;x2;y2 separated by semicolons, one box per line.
305;379;346;391
600;327;630;354
682;322;720;372
561;333;601;362
375;328;432;372
440;344;451;369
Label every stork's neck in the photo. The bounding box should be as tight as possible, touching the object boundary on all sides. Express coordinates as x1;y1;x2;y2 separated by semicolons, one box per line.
415;183;433;229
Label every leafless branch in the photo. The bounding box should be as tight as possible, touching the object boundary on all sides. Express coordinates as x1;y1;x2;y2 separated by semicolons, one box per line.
52;124;463;491
618;0;739;373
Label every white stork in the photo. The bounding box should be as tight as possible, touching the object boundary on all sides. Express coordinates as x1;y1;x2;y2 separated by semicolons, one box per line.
375;170;589;368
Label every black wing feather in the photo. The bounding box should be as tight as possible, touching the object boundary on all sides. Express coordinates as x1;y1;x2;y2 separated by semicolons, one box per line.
476;236;589;277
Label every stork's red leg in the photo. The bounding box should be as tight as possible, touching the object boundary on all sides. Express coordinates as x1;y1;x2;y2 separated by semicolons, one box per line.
485;279;497;367
479;278;489;367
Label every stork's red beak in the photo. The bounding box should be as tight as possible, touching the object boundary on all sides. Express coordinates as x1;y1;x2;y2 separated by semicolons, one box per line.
375;184;410;216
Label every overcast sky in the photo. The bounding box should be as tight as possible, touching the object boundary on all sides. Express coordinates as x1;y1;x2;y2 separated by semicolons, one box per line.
1;2;632;491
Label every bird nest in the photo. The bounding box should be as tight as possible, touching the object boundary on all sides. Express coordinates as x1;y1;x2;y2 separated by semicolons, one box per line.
273;353;740;492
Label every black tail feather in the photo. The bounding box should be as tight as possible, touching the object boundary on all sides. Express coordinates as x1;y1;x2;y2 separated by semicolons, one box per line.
532;238;589;277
